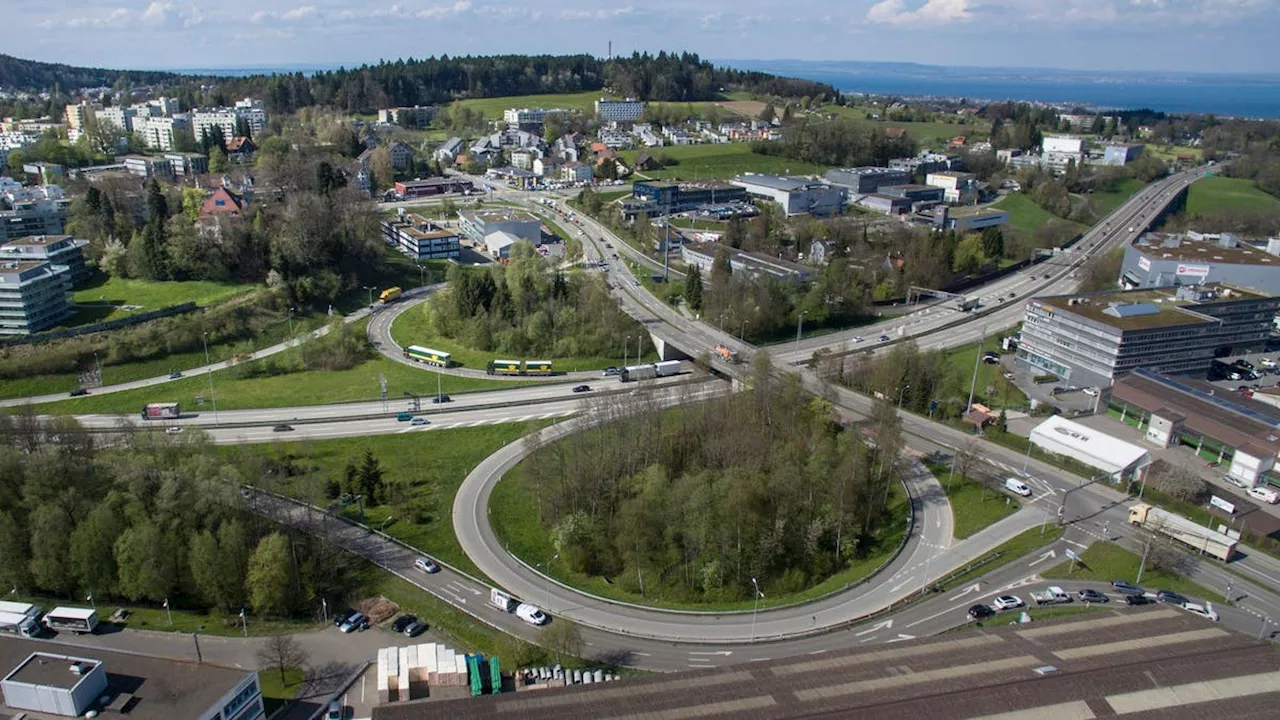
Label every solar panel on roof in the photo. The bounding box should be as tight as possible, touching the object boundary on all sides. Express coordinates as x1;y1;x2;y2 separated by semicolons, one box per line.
1103;303;1161;318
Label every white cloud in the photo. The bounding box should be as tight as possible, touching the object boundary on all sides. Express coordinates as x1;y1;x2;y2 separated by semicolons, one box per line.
43;7;133;29
418;1;472;19
867;0;972;25
279;5;317;21
559;6;634;20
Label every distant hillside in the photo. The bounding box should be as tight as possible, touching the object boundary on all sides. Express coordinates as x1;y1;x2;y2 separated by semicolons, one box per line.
0;53;198;91
0;52;839;115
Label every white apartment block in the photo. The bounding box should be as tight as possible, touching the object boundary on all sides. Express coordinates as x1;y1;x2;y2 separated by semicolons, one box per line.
94;106;136;134
194;99;268;142
595;98;644;124
137;115;190;152
503;108;568;126
234;98;268;135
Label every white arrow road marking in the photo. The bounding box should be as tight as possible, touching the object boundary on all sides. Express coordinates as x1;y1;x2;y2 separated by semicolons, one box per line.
1028;549;1057;567
886;634;917;644
689;651;733;657
855;620;893;637
889;577;916;593
949;583;982;602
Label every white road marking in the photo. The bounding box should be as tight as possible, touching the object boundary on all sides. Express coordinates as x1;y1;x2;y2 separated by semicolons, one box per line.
1029;549;1058;567
886;634;917;644
855;620;893;637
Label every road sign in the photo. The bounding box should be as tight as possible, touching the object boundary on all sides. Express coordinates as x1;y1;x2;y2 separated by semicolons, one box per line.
195;395;204;406
1065;548;1083;563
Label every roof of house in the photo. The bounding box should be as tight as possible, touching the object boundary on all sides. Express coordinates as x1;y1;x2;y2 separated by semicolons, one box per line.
225;136;255;152
199;187;246;217
371;607;1280;720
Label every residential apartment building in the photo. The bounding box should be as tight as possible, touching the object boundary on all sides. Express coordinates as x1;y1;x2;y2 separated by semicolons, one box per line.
595;98;644;124
824;167;910;195
0;183;69;241
122;155;173;179
1042;135;1085;174
378;105;437;128
193;99;268;143
502;107;568;127
0;132;38;169
233;98;268;135
731;174;847;217
0;259;73;334
165;152;208;177
63;101;95;143
458;209;541;245
1120;232;1280;294
890;152;961;177
0;234;90;285
681;242;816;283
1017;284;1280;388
137;115;190;152
381;211;460;260
94;105;136;134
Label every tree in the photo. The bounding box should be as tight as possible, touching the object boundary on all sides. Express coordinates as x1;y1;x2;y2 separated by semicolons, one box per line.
189;529;224;609
369;146;395;188
539;619;583;664
217;520;251;611
684;263;703;312
760;104;776;124
246;532;293;616
209;147;229;174
358;449;385;505
28;504;75;595
0;510;31;592
951;234;988;274
113;521;171;602
69;502;124;597
256;634;308;685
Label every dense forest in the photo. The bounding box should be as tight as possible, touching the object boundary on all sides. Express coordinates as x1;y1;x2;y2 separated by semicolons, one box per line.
751;118;918;168
0;414;365;619
425;248;644;359
0;52;837;117
514;358;907;602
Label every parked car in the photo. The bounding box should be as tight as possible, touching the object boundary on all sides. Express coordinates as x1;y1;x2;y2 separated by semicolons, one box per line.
993;595;1023;611
327;699;342;720
272;424;294;432
515;603;549;626
403;620;427;637
1249;486;1280;504
431;395;452;404
1083;387;1100;397
410;417;429;426
1183;602;1219;622
967;604;996;620
1124;594;1154;606
332;608;357;628
572;385;591;393
1111;580;1145;595
415;556;440;574
391;615;418;633
853;336;865;343
339;612;368;633
1262;358;1277;369
1225;475;1251;489
1156;590;1188;606
69;387;88;397
1078;588;1109;603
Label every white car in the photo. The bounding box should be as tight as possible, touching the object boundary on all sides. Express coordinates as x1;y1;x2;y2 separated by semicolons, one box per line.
1248;486;1280;504
1182;602;1219;622
515;603;548;626
165;426;183;435
1262;358;1277;369
1082;387;1099;397
993;595;1023;611
853;336;865;343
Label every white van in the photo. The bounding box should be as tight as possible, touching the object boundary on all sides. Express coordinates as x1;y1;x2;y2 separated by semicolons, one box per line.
1248;486;1279;504
490;588;517;613
1005;478;1032;497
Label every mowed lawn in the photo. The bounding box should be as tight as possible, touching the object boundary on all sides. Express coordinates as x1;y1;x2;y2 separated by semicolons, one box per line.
926;461;1019;539
1186;176;1280;215
71;273;257;324
390;302;648;372
452;91;614;118
619;143;826;181
994;193;1086;235
1042;542;1224;603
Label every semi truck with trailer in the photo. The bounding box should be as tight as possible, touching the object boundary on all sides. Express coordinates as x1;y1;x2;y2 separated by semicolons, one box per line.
1129;503;1237;561
140;402;180;420
43;606;99;635
620;361;681;382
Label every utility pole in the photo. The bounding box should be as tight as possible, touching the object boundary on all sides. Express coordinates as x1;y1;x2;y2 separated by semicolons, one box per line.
202;332;219;425
794;311;807;364
966;325;987;416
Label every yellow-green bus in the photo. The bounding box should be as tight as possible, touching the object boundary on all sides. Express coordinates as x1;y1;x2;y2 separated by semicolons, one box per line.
405;345;451;367
523;360;553;375
487;359;522;376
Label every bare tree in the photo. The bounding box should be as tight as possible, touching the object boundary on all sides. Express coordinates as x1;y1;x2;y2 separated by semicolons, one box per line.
539;620;583;664
256;634;309;685
1147;460;1207;503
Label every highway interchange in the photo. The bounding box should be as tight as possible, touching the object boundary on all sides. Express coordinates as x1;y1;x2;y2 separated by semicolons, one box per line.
24;164;1278;671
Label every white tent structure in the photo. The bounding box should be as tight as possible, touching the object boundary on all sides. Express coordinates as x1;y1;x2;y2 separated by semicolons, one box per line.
1029;415;1152;482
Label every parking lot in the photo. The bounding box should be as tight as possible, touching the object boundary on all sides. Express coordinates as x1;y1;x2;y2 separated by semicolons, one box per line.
1205;350;1280;395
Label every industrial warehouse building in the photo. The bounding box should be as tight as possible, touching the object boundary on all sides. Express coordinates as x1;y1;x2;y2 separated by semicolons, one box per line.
380;211;461;260
628;181;746;216
457;209;541;245
824;167;909;194
1028;415;1152;484
1121;232;1280;295
0;638;264;720
1110;369;1280;487
730;175;847;217
681;242;815;283
936;206;1010;232
1017;283;1280;388
393;177;474;200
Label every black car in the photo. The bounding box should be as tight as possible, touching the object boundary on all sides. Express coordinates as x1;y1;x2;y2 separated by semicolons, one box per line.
879;335;891;342
572;385;591;393
169;371;183;379
1156;590;1188;606
273;424;294;432
1124;594;1154;606
967;604;996;620
1077;588;1109;603
69;387;88;397
403;620;428;637
391;615;418;634
431;395;452;404
1111;580;1144;595
332;608;357;628
1236;359;1255;370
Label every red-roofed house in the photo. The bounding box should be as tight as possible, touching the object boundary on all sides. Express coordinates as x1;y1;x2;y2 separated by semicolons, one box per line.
226;136;257;161
200;187;247;218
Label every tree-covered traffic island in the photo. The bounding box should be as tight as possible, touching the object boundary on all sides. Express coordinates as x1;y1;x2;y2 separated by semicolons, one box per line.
490;358;913;611
392;245;656;371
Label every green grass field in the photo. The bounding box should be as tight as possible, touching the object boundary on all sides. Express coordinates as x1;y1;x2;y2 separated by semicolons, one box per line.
994;193;1086;235
389;302;655;372
939;526;1064;592
926;461;1018;539
258;667;306;715
10;590;316;637
33;321;525;414
619;143;827;181
942;334;1028;411
1185;176;1280;215
1043;542;1224;603
70;273;257;325
259;422;546;581
489;463;911;612
1086;178;1145;219
452;91;613;119
819;105;990;147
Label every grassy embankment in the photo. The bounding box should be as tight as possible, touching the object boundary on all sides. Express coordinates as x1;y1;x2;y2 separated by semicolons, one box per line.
925;460;1019;540
1043;542;1224;603
1185;176;1280;215
618;143;826;181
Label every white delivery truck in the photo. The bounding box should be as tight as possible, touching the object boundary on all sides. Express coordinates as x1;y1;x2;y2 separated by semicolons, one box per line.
43;606;99;634
0;601;42;638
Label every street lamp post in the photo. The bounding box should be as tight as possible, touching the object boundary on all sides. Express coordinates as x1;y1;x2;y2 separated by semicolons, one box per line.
541;554;559;609
750;577;763;642
624;336;631;367
794;311;807;364
287;307;295;340
897;384;911;409
363;285;374;308
202;332;219;425
417;263;427;288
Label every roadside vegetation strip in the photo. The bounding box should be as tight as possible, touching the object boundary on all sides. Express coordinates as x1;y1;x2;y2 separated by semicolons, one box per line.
247;422;553;582
1042;542;1224;603
938;526;1066;592
924;460;1018;540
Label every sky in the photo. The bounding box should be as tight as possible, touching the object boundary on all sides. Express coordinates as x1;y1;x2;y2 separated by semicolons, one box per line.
7;0;1277;75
